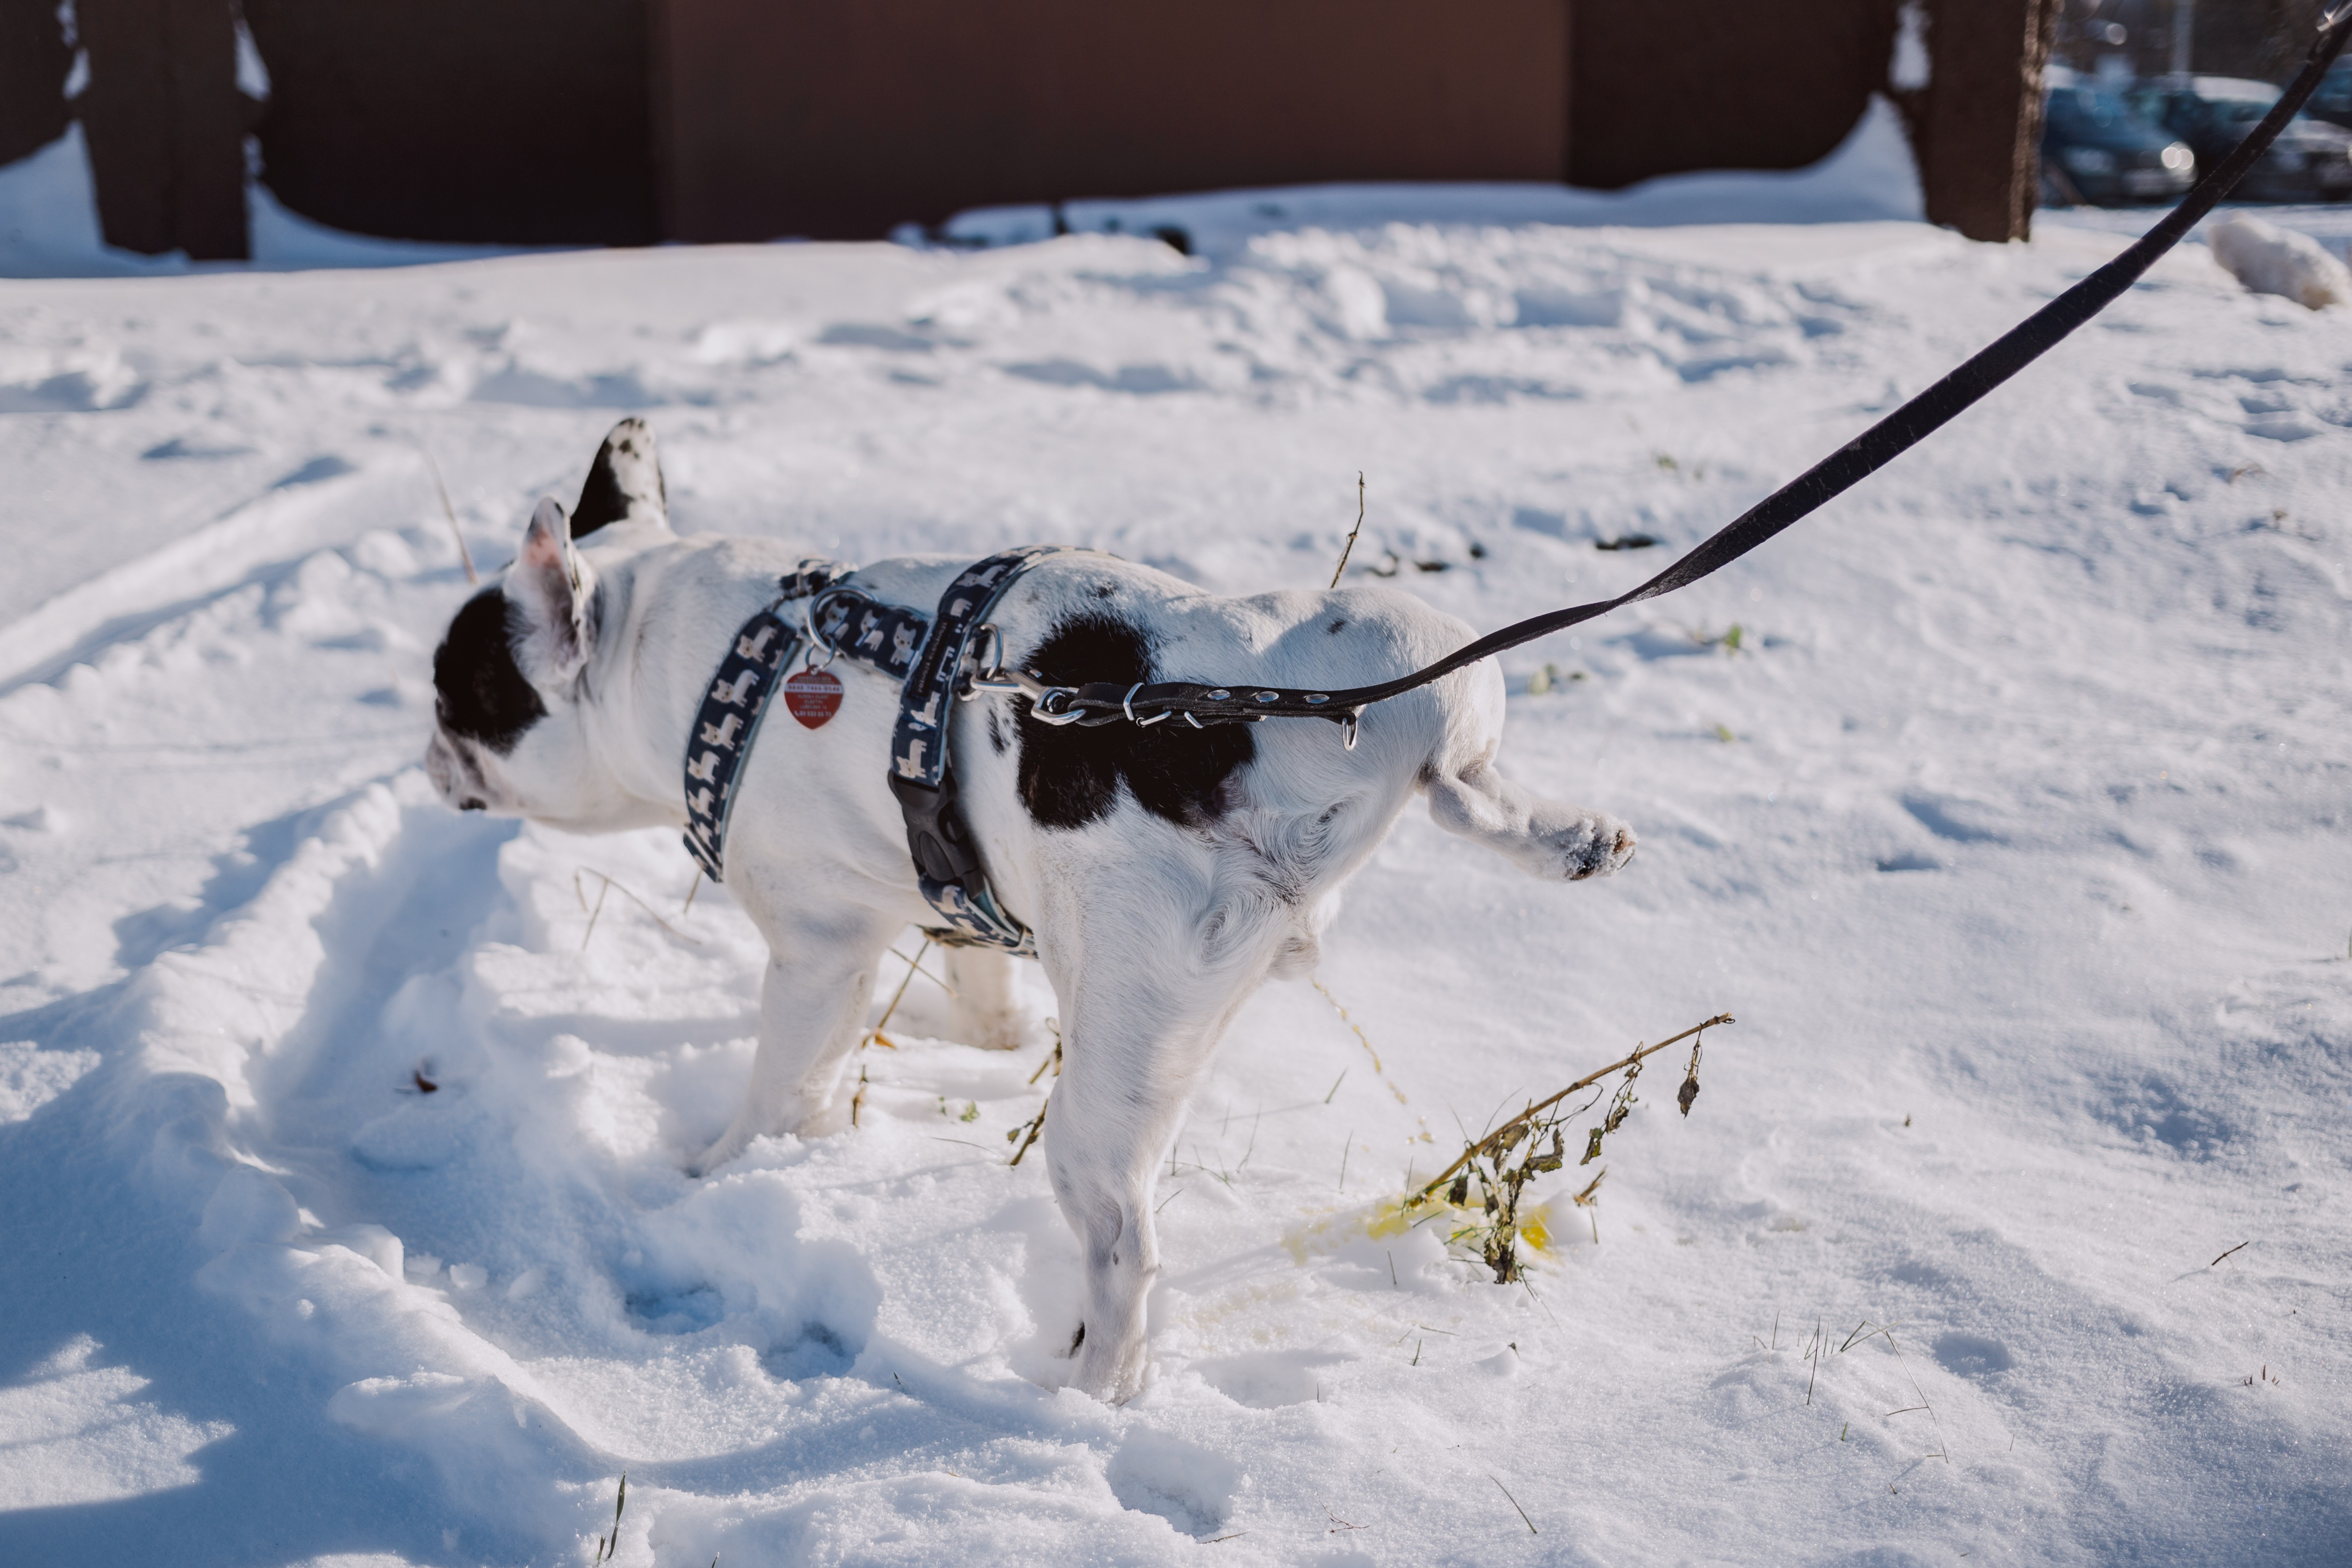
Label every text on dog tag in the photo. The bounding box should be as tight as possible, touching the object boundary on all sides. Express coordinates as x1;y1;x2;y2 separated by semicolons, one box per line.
783;668;843;728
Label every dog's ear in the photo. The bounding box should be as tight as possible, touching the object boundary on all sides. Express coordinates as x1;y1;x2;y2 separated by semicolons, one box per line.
570;417;669;539
508;497;594;683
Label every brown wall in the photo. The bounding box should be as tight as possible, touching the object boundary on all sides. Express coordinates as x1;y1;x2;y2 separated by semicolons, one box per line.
15;0;2061;255
1570;0;1899;189
77;0;252;259
0;0;73;169
655;0;1570;241
244;0;657;245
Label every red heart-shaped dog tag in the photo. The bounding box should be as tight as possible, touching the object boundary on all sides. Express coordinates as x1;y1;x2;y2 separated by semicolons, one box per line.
783;668;843;728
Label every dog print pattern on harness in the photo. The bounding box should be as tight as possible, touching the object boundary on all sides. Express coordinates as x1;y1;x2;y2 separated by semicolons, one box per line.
678;560;849;881
681;600;801;882
887;546;1078;792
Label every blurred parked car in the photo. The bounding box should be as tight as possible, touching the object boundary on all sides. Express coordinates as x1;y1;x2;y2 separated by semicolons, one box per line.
2041;81;2195;205
2303;57;2352;130
2126;76;2352;202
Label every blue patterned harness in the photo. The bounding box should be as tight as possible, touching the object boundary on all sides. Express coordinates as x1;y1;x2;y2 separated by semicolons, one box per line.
680;547;1080;953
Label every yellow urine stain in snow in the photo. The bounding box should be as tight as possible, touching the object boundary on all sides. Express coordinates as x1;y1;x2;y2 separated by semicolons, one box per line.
1281;1193;1471;1263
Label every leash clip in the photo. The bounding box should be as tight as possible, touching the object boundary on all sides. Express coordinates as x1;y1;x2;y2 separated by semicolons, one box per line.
957;624;1007;700
1030;688;1087;725
957;622;1087;722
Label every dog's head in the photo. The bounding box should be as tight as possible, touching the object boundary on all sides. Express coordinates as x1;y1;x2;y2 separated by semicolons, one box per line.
425;418;671;829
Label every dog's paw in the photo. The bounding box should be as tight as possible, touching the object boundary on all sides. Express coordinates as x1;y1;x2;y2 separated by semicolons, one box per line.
1532;809;1636;881
1567;817;1637;880
957;1014;1032;1053
790;1100;851;1139
1068;1337;1149;1406
687;1126;750;1179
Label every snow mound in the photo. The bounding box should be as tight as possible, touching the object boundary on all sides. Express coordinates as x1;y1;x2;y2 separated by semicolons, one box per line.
2208;211;2352;310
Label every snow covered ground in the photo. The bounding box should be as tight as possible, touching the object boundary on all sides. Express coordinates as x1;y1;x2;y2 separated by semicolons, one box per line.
2;105;2348;1565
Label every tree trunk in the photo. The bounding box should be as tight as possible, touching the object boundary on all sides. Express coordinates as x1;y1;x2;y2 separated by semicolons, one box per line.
77;0;250;260
1911;0;2062;243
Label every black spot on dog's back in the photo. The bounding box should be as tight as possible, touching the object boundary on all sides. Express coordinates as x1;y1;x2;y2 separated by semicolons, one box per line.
433;588;546;754
1015;614;1252;831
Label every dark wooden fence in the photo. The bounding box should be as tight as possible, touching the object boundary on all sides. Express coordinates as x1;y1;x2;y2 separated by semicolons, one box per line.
0;0;2058;261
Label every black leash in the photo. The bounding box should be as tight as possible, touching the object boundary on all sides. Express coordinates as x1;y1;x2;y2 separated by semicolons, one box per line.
1003;7;2352;733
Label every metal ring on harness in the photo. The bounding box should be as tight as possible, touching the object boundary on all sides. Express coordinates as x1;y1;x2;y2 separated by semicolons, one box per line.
958;624;1005;700
800;586;850;670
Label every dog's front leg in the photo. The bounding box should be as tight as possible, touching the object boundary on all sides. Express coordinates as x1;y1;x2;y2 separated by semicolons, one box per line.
943;946;1027;1052
690;915;893;1175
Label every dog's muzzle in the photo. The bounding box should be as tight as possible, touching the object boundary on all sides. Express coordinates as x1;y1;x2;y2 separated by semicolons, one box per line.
425;730;489;812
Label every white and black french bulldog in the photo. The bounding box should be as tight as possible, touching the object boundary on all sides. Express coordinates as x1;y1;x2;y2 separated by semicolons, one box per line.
426;419;1634;1402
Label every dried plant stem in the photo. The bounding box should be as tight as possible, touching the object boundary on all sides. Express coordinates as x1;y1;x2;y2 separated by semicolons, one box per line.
1330;472;1366;587
420;445;478;585
1491;1475;1537;1534
1006;1029;1062;1165
1028;1038;1062;1086
593;1472;627;1562
1008;1095;1048;1165
577;867;705;950
1415;1014;1733;1201
1878;1325;1950;1462
580;875;612;951
888;945;957;996
1311;973;1408;1105
847;941;932;1130
862;937;929;1050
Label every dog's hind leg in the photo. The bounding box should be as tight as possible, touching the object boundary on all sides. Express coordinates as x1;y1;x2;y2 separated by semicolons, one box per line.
689;909;896;1175
1039;999;1205;1404
1424;747;1636;882
1034;863;1291;1403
